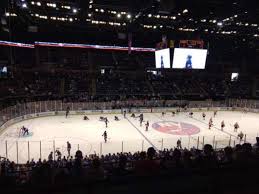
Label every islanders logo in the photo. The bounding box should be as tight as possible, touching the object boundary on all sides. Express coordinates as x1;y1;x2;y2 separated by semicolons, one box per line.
152;121;200;135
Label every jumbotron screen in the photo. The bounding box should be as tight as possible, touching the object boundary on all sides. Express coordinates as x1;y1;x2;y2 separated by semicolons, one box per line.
172;48;208;69
231;73;239;81
0;66;7;78
155;48;171;69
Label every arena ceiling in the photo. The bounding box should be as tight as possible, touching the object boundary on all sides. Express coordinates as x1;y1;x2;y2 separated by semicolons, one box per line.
0;0;259;44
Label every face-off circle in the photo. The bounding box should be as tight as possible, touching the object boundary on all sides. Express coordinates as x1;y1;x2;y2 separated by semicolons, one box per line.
152;121;200;135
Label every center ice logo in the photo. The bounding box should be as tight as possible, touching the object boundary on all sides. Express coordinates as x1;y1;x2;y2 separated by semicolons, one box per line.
152;121;200;135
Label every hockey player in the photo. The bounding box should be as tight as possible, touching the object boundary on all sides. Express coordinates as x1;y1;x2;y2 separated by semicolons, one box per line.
177;139;182;149
234;122;239;132
145;121;149;131
221;120;225;131
189;112;193;118
105;118;109;128
213;110;217;117
102;131;107;143
209;117;213;125
67;141;71;157
55;149;62;160
123;110;126;118
161;55;164;68
238;131;244;141
114;116;119;121
83;115;89;120
99;116;105;121
20;126;25;136
139;113;144;127
162;112;165;117
131;113;135;118
65;106;70;118
23;127;29;136
209;118;213;130
202;112;206;120
172;111;176;117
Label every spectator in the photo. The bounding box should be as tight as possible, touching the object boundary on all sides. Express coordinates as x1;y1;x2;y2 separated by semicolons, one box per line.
134;147;160;176
86;158;105;182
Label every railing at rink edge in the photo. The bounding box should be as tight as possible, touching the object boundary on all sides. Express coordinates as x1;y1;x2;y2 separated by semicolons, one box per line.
0;99;259;164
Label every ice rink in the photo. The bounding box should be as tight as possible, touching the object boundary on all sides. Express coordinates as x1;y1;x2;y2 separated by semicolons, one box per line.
0;110;259;163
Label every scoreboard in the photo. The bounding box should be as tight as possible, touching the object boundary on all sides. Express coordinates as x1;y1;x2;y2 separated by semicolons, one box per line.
179;40;204;49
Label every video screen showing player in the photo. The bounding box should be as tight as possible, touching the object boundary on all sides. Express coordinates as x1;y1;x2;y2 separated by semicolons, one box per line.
0;66;7;78
172;48;208;69
231;73;239;82
155;48;170;69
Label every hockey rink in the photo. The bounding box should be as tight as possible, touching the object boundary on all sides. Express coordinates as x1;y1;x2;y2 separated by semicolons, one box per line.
0;111;259;163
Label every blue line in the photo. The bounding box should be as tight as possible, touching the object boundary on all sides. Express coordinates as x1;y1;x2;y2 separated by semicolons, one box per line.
126;117;158;151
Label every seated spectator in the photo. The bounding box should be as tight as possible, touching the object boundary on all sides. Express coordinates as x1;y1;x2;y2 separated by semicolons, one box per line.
222;146;234;165
86;158;105;182
253;137;259;151
134;147;160;176
202;144;217;169
112;155;129;176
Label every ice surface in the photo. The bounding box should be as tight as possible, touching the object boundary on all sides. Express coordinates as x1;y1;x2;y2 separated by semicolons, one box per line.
0;111;258;163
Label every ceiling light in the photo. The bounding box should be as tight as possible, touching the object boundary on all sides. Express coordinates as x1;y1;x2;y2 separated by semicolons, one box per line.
22;3;27;8
73;9;78;13
127;14;131;19
117;13;121;18
217;22;223;26
183;9;188;13
148;14;152;18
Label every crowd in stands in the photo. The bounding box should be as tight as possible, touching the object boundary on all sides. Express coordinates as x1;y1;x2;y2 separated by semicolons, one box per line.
0;70;253;108
1;138;259;187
